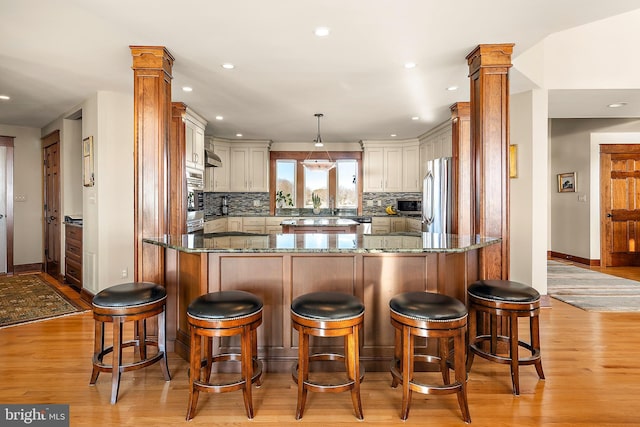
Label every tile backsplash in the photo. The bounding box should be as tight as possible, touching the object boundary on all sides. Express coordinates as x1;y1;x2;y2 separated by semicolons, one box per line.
204;191;421;217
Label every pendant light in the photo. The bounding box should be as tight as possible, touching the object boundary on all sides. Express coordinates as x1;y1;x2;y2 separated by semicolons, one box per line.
302;113;336;170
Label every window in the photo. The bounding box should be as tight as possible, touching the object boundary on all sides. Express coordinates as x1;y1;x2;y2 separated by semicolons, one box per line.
271;151;362;212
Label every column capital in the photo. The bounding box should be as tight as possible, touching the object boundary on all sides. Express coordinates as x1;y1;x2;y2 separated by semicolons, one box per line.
466;44;514;75
450;102;470;120
130;46;175;76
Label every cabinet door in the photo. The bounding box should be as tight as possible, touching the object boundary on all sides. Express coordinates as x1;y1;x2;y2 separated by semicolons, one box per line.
185;123;196;169
248;147;268;192
371;217;390;234
363;147;384;192
227;217;243;231
194;126;205;170
384;147;403;192
212;144;230;191
390;217;406;232
402;144;421;191
229;148;249;192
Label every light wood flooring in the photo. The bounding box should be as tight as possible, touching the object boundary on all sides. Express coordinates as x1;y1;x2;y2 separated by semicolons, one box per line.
1;269;639;426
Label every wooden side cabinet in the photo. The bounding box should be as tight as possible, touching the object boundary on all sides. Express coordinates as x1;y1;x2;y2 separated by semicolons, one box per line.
65;224;82;288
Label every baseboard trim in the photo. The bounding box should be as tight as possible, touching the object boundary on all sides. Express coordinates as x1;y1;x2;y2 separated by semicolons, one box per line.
13;263;43;274
548;251;600;267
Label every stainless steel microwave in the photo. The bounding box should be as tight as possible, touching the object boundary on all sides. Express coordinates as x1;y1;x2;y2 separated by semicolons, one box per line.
396;199;422;214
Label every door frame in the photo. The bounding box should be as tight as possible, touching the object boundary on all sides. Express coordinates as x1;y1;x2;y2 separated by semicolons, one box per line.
0;136;14;275
42;130;61;280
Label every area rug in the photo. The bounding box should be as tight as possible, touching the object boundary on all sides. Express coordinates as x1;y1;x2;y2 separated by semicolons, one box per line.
547;260;640;312
0;274;86;328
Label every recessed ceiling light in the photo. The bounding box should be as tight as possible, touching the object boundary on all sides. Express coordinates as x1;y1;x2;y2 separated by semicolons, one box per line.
314;27;330;37
390;134;397;137
222;63;235;70
182;86;192;92
446;86;458;91
404;62;417;69
411;116;419;121
215;116;223;121
235;133;243;137
0;95;10;100
608;102;627;108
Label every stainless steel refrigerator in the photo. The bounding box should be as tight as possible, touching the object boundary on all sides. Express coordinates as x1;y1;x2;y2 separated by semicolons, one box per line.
422;157;452;233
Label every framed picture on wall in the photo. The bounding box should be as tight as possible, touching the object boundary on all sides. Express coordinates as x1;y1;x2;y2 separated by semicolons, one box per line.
557;172;576;193
83;136;94;187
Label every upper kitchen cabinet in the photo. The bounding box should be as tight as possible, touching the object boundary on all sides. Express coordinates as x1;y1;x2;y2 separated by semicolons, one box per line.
204;137;230;192
184;108;207;171
362;140;419;192
229;141;270;192
419;121;452;178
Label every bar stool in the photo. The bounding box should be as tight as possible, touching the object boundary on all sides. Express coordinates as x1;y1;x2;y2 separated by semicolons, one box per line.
467;279;545;395
186;290;263;420
389;291;470;422
291;292;365;420
89;282;171;404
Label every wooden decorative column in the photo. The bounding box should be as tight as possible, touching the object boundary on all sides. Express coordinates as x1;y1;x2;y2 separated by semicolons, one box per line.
170;102;188;236
130;46;174;284
450;102;472;236
466;44;514;280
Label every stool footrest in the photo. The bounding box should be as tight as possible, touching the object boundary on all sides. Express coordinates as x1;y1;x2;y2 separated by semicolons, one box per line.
195;354;263;392
390;358;464;396
292;353;365;394
470;335;542;365
91;339;163;376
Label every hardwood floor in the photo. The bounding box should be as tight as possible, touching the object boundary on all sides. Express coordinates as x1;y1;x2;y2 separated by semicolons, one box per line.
1;272;639;426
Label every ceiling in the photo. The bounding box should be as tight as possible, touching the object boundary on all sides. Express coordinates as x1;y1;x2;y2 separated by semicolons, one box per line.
1;1;639;143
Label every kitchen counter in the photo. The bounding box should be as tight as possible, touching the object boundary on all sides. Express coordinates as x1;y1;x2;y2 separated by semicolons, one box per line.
144;231;499;372
280;217;359;234
144;232;498;253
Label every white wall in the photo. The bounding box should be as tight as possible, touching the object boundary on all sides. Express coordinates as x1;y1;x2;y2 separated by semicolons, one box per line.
0;124;43;265
549;118;640;260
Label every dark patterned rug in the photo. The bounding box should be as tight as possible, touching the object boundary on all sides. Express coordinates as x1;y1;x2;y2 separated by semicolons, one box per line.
548;260;640;312
0;274;86;328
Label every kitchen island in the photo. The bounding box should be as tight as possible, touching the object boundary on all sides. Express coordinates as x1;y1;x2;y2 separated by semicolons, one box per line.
144;232;499;371
280;217;359;234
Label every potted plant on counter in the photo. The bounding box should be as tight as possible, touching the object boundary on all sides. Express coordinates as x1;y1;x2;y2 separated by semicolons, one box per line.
312;192;321;214
275;190;293;208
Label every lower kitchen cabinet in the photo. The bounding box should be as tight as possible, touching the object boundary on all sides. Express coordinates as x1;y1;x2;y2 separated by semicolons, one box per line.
65;224;82;288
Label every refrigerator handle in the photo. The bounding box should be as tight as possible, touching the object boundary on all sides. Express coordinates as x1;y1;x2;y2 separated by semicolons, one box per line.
424;171;434;225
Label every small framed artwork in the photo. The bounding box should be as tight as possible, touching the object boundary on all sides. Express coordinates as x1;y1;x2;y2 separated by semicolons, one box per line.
83;136;94;187
509;144;517;178
557;172;576;193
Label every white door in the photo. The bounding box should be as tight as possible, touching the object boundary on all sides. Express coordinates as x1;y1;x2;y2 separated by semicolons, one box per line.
0;146;6;273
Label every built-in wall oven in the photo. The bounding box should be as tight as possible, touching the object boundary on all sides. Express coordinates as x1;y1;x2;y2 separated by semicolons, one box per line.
186;168;204;233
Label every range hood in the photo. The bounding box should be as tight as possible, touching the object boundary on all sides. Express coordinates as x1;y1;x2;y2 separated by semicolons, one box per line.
204;148;222;167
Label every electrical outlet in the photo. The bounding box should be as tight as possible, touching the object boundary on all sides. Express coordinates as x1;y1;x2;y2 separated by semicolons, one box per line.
366;200;374;207
121;268;128;279
253;200;261;207
377;200;382;206
577;194;587;202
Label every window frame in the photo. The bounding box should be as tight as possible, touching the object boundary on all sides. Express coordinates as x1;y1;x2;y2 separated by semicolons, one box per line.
270;151;363;214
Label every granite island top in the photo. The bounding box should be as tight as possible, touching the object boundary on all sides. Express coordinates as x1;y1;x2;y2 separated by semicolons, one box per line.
143;232;500;254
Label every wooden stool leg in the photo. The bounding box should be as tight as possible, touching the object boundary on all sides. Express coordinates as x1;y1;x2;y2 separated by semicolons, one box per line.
509;313;520;395
252;327;263;386
157;309;171;381
241;324;255;419
400;326;413;420
439;337;450;384
90;320;103;384
295;330;309;420
531;314;545;379
186;328;202;421
203;336;213;383
454;329;471;423
137;319;147;360
110;318;123;404
466;306;477;372
391;325;401;388
347;325;363;420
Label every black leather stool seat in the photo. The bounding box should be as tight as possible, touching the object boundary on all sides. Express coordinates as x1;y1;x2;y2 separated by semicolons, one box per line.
290;292;365;420
92;282;166;308
291;291;364;320
389;292;470;422
90;282;170;404
390;291;466;321
468;280;540;303
188;290;263;320
467;279;545;395
186;291;263;420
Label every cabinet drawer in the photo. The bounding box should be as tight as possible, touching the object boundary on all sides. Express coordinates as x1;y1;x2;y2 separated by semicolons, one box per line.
66;241;82;260
242;217;265;227
66;225;82;241
65;258;82;287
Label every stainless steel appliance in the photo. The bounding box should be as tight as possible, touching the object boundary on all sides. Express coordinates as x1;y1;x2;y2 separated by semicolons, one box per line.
396;198;422;215
422;157;452;233
221;196;229;216
205;147;222;167
352;216;372;234
186;168;204;233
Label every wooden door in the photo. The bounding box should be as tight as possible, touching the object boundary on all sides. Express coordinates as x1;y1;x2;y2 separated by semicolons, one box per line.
0;136;14;275
600;144;640;267
43;131;61;278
